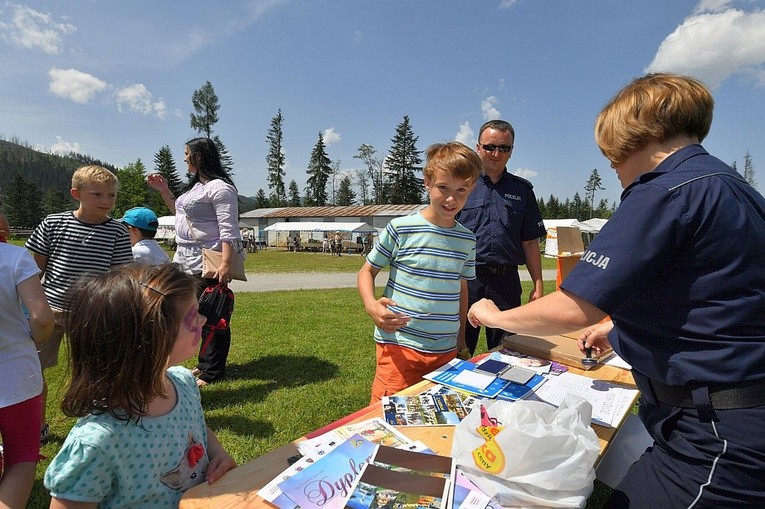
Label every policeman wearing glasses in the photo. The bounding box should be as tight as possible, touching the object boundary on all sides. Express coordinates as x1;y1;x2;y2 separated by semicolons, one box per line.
456;119;546;356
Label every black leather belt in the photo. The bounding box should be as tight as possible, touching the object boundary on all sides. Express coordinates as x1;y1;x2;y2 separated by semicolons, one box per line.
649;378;765;410
475;265;517;276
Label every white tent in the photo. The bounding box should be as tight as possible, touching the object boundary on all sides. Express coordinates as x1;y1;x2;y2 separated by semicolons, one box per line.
156;215;176;240
578;218;608;234
542;218;583;231
263;221;376;233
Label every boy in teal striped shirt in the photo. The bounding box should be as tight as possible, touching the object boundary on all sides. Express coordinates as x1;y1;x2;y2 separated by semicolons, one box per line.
358;142;482;403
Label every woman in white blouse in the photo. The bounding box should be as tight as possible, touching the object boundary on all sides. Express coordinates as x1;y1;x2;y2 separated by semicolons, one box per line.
147;137;240;386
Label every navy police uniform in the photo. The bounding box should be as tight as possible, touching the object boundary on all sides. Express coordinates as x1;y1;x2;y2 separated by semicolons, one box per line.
562;145;765;507
457;170;546;354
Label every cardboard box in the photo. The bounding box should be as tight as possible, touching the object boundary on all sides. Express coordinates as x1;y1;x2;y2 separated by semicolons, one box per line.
548;225;585;287
502;332;612;368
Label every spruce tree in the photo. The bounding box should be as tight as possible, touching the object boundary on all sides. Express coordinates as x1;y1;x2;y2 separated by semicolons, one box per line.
266;110;287;206
152;145;184;215
4;173;44;227
288;180;302;206
304;132;332;206
386;116;423;204
213;135;235;178
255;188;270;208
336;175;357;206
744;151;757;189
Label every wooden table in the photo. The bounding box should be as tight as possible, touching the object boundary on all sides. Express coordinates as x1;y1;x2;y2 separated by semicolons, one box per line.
180;361;636;508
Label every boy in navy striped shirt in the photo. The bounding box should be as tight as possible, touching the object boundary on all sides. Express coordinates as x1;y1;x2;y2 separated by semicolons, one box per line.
26;165;133;438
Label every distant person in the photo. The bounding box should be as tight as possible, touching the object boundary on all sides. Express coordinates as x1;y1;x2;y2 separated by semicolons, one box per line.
0;242;54;508
334;231;343;256
146;137;242;387
25;165;133;441
456;119;546;356
468;73;765;507
363;232;374;255
358;141;481;403
322;234;330;253
294;233;302;252
121;206;171;266
44;263;236;506
245;229;257;253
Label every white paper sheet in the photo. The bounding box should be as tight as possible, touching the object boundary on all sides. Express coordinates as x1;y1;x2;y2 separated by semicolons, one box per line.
530;372;638;427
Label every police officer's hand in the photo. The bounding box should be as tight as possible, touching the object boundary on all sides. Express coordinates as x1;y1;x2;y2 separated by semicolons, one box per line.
366;297;411;333
528;281;544;302
578;320;613;355
467;298;500;328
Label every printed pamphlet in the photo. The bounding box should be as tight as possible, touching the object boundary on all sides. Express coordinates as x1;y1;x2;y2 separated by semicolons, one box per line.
345;445;454;509
278;434;377;509
382;387;480;426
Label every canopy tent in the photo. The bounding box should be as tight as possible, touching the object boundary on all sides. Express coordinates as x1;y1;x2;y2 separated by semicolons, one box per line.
578;217;608;234
156;215;176;240
263;221;376;233
542;219;583;231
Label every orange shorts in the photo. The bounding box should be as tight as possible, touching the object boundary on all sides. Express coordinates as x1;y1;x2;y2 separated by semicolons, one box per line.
370;343;456;404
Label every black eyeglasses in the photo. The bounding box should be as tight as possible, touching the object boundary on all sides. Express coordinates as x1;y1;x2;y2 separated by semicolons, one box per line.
479;143;513;153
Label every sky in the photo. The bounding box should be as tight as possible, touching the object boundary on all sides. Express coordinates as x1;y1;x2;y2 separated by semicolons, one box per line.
1;0;764;206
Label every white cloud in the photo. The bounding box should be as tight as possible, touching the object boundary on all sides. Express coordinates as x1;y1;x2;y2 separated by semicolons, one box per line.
499;0;520;9
354;30;363;41
694;0;735;14
454;122;475;146
48;68;170;118
48;68;108;103
48;137;83;156
0;3;75;55
646;6;765;87
513;168;538;179
481;96;501;120
323;127;341;146
116;83;167;119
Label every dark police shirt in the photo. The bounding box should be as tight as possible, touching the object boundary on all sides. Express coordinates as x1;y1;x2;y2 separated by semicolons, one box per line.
562;145;765;386
457;170;546;267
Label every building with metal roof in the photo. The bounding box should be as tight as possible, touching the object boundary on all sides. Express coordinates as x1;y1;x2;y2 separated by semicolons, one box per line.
239;204;427;248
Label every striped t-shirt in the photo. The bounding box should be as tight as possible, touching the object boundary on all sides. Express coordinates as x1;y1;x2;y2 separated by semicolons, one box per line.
26;211;133;310
366;212;476;354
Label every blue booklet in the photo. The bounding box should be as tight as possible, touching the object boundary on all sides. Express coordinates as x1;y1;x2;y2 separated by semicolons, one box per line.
423;359;510;398
494;373;547;401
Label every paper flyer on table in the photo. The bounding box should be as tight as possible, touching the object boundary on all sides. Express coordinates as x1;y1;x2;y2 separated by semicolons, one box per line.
382;387;478;426
345;445;454;509
531;371;638;427
297;417;411;457
277;434;376;509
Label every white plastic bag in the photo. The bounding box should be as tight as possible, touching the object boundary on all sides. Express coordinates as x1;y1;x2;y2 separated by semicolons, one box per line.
451;394;600;508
